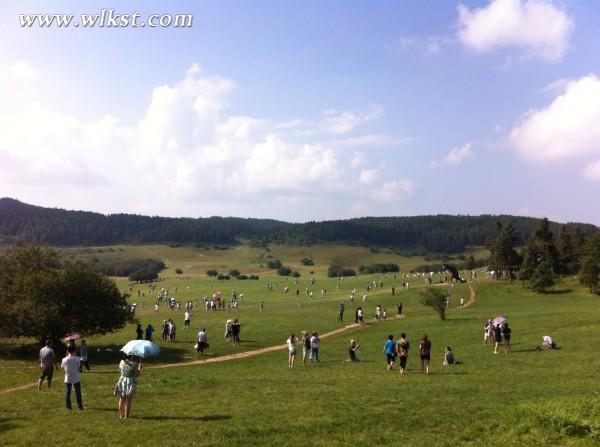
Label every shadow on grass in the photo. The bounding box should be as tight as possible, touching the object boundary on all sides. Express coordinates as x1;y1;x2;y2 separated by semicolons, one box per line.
133;414;231;421
0;417;17;433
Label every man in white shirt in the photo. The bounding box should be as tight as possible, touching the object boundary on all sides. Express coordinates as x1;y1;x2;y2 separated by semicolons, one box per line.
184;311;191;328
61;344;84;410
542;335;556;349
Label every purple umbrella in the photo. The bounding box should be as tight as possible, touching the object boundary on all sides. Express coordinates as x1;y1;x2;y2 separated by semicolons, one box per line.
492;316;507;326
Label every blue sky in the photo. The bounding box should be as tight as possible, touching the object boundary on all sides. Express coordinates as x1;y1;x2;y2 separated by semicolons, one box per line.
0;0;599;224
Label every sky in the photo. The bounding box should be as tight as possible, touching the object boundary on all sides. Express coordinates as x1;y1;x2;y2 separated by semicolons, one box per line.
0;0;599;224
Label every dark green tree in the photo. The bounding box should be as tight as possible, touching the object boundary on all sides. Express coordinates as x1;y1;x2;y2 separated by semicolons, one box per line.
488;222;521;279
419;287;447;321
519;218;559;286
0;245;130;344
529;260;555;293
579;234;600;295
465;255;477;270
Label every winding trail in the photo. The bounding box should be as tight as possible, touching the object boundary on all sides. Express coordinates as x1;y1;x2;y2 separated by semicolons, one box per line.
0;284;476;393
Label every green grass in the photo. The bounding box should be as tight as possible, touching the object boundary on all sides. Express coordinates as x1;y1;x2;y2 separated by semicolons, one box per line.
1;245;599;446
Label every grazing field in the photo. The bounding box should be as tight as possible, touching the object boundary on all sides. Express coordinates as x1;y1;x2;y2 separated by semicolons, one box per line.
1;245;599;446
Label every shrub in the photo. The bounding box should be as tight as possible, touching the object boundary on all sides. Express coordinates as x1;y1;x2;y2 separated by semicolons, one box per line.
237;274;248;280
267;259;282;269
358;263;400;274
217;274;230;280
327;264;356;278
277;266;292;276
206;269;218;277
292;271;301;278
175;268;183;275
301;257;314;266
248;275;260;280
229;269;241;277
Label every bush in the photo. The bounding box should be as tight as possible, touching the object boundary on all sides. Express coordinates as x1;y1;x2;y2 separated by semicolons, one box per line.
206;269;218;277
292;271;301;277
530;261;555;293
175;268;183;275
217;274;230;280
237;275;248;280
301;257;314;266
248;274;260;280
358;263;400;274
92;258;165;277
129;267;159;282
328;264;356;278
267;259;282;269
229;269;241;277
277;266;292;276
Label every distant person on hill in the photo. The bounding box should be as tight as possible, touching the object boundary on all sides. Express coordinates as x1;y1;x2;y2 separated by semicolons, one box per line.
38;338;56;390
419;334;431;375
301;332;311;366
384;335;397;371
184;311;191;329
397;333;410;375
136;324;143;340
357;307;364;326
542;335;556;350
260;301;264;312
287;334;298;368
460;296;465;308
397;302;403;315
161;320;168;342
338;302;345;322
484;319;493;345
347;339;360;362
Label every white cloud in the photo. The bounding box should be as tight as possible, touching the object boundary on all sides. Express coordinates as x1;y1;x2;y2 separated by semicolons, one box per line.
377;179;415;202
0;62;413;219
358;168;379;185
584;161;600;181
386;36;448;56
321;104;383;134
9;61;37;79
330;134;412;148
510;75;600;161
457;0;573;62
445;143;473;165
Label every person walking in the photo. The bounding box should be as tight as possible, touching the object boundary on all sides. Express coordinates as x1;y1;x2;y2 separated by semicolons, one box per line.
287;334;298;368
115;354;141;420
145;324;154;342
419;334;431;375
338;302;345;322
502;323;511;353
384;335;397;370
38;338;56;390
310;332;320;363
493;324;502;354
196;328;208;357
61;344;84;410
79;340;90;372
397;333;410;375
184;311;191;329
136;324;143;340
301;332;311;366
231;319;241;345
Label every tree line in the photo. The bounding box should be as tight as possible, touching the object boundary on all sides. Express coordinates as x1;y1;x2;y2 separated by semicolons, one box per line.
1;198;597;254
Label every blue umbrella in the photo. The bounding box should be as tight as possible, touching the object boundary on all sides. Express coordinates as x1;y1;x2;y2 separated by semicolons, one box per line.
120;340;160;358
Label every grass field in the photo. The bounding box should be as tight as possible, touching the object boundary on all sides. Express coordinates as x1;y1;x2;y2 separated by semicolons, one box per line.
1;244;599;446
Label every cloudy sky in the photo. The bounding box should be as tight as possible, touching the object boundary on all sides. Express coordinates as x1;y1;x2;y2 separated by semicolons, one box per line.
1;0;599;223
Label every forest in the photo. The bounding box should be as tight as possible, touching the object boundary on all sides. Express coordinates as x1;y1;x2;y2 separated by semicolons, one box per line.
0;198;597;253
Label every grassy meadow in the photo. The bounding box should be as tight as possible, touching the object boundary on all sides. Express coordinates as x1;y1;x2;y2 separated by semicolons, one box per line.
1;244;600;446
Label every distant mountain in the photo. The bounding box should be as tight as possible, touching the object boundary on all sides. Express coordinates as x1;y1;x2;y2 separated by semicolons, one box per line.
0;198;597;253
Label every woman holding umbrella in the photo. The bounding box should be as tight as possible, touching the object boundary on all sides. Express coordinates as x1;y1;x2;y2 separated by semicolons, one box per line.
115;354;141;420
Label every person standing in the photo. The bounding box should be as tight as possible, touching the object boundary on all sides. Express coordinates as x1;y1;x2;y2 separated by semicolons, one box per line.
338;302;345;322
493;324;502;354
502;323;511;353
184;311;191;329
115;354;141;420
38;338;56;390
301;332;311;366
460;296;465;308
397;333;410;375
357;307;364;326
79;340;90;372
61;344;84;410
310;332;320;363
384;335;397;370
136;324;143;340
145;324;154;342
197;328;208;357
419;334;431;375
231;319;241;345
287;334;298;368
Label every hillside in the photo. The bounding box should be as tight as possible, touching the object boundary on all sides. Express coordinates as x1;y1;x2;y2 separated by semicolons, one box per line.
0;198;596;252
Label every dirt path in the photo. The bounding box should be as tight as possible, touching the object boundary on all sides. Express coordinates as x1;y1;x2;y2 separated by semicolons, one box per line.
0;284;476;393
